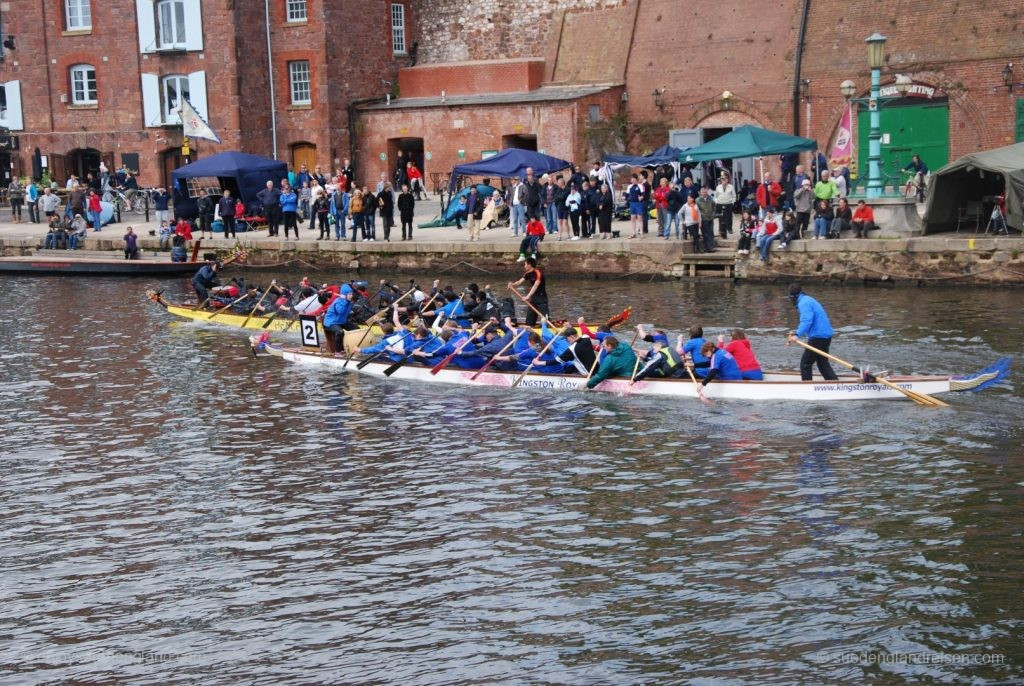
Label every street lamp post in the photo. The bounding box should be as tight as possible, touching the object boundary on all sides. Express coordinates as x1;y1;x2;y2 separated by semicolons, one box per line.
864;32;887;199
841;34;911;198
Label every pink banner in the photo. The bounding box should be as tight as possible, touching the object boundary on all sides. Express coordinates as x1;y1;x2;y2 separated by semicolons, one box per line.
829;102;853;168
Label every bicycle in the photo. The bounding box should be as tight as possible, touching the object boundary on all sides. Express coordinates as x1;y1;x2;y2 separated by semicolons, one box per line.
901;171;927;201
126;188;152;214
102;189;132;217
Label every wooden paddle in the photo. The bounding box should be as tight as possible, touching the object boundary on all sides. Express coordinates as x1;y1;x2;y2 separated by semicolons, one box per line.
431;324;487;375
511;326;562;388
684;363;713;404
344;285;417;369
508;284;548;324
207;292;252;319
470;329;525;380
240;280;276;328
790;338;948;407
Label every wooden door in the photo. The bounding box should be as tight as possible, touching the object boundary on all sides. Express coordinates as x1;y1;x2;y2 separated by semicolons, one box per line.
291;143;317;172
49;153;68;187
102;151;115;175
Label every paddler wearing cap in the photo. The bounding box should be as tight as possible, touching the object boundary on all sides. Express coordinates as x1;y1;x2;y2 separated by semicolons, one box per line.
191;257;221;307
786;282;838;381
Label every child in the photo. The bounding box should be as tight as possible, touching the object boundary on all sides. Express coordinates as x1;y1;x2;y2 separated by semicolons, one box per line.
298;181;311;220
735;210;755;256
517;216;545;262
175;217;193;241
158;220;174;250
453;195;468;230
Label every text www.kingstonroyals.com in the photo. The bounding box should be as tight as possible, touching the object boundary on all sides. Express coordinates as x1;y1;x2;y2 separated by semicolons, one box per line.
812;383;913;393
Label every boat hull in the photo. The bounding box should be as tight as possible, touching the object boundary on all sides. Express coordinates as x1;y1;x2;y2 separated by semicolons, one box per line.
263;343;970;401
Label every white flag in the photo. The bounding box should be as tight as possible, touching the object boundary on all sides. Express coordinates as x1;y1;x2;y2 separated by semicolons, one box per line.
179;97;221;143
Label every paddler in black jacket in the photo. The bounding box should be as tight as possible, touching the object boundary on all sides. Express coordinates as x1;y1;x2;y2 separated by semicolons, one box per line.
538;326;596;374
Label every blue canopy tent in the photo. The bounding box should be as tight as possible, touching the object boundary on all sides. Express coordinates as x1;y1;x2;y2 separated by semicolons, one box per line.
170;151;288;219
447;148;571;193
605;144;687;167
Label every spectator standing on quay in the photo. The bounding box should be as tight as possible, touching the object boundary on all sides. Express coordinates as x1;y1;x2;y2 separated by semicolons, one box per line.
714;172;736;240
218;189;237;238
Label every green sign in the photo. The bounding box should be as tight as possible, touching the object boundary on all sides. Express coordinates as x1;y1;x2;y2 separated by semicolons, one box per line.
1016;98;1024;143
379;152;387;161
425;151;432;160
457;150;465;159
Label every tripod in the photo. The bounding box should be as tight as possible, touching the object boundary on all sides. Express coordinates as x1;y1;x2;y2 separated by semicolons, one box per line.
985;204;1008;236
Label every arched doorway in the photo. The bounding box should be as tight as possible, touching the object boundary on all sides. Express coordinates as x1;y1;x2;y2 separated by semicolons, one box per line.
67;148;103;181
291;142;317;174
674;112;766;187
387;137;425;184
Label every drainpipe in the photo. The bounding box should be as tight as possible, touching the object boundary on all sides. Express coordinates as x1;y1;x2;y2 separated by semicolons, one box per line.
793;0;811;138
264;0;278;159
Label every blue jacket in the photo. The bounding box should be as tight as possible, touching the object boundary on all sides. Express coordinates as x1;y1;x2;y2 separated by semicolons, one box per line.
280;191;298;213
153;191;170;210
438;299;470;327
794;293;834;339
682;337;710;365
708;349;743;381
360;331;410;360
323;296;353;328
331;192;350;217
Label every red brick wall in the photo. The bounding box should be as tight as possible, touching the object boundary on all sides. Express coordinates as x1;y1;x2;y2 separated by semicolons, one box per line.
399;59;545;98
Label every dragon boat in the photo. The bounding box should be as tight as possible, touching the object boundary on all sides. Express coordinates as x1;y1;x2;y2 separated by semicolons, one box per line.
253;338;1010;402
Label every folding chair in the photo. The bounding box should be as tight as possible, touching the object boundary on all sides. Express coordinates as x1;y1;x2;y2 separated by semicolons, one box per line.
955;201;982;233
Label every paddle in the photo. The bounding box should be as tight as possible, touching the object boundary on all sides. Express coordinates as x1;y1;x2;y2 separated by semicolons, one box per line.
356;331;410;370
789;338;948;407
431;324;488;375
146;289;169;309
344;285;417;369
684;363;713;404
207;292;252;319
511;325;562;388
508;284;549;325
382;315;446;377
470;329;526;380
240;280;276;328
581;327;640;391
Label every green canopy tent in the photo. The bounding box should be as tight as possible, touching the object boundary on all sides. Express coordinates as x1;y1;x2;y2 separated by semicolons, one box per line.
679;125;818;175
923;142;1024;234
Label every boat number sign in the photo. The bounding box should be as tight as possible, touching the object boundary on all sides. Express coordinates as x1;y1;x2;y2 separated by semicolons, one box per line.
299;315;320;348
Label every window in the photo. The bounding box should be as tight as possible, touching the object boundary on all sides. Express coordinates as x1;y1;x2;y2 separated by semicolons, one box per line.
65;0;92;31
0;88;6;119
391;3;406;55
286;0;307;22
70;64;97;105
289;61;311;105
157;0;186;48
162;75;190;123
587;104;601;123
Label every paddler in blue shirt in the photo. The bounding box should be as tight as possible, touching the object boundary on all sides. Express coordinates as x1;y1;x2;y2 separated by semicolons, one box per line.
786;282;839;380
679;325;711;376
323;284;357;355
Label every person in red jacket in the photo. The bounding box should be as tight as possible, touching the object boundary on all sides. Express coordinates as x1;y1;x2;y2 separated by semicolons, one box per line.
754;173;782;214
517;216;545;262
407;161;425;200
652;177;671;238
850;200;876;238
716;328;763;380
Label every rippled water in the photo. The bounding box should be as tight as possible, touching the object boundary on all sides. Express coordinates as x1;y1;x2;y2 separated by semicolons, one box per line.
1;273;1022;684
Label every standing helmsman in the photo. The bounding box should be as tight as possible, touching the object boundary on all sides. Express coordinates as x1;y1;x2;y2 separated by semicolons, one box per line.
192;257;221;307
508;257;548;327
786;283;839;381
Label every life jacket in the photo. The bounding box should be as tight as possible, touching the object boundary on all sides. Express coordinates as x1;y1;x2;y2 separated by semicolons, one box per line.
660;346;682;369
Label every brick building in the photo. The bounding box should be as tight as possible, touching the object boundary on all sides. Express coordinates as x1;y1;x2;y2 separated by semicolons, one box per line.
356;0;1023;190
0;0;414;189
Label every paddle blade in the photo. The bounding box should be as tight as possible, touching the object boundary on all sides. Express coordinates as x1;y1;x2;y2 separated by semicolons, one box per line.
382;359;406;377
430;352;457;375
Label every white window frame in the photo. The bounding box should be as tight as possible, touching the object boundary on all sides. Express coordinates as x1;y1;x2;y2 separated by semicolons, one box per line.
157;0;187;49
286;0;307;22
161;74;190;124
70;64;98;105
0;81;23;130
289;61;311;105
0;88;6;120
65;0;92;31
391;3;406;55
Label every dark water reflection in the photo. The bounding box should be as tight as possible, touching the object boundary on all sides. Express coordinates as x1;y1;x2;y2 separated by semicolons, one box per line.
0;273;1021;684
